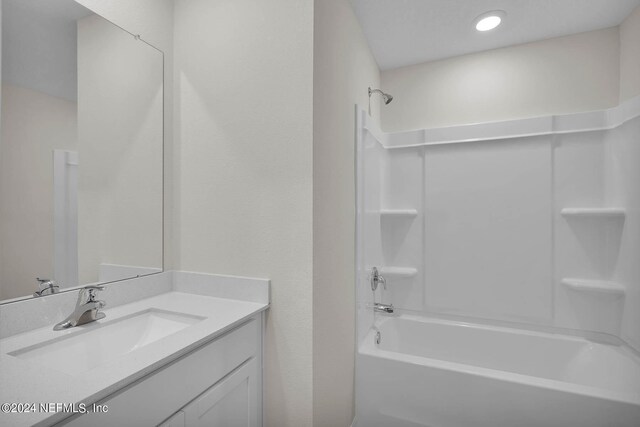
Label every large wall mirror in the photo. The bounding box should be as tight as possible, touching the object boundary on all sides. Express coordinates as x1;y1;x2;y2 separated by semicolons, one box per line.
0;0;164;303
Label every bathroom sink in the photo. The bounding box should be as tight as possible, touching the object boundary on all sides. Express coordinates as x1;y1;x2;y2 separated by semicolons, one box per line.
9;309;205;375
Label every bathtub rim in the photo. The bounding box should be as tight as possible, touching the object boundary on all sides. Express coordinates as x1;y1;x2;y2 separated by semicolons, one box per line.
359;314;640;407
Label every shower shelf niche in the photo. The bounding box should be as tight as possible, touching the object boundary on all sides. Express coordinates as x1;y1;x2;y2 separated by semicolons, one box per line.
380;267;418;278
560;208;626;219
560;278;625;296
380;209;418;218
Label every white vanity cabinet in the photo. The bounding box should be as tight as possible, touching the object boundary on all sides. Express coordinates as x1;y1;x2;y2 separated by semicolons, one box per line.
158;357;259;427
59;315;262;427
171;357;259;427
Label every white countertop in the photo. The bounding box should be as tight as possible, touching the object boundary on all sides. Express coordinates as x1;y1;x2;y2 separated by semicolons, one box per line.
0;291;268;427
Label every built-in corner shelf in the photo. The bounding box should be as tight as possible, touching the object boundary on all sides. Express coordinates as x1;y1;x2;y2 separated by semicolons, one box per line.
380;267;418;278
560;278;625;296
560;208;626;219
380;209;418;218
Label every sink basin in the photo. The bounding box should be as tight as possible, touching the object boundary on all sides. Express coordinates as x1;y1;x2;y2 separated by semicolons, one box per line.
9;309;205;375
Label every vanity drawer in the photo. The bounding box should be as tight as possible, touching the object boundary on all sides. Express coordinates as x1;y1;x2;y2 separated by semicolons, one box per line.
59;317;260;427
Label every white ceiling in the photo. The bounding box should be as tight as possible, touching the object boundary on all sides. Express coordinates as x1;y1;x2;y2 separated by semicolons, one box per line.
350;0;640;70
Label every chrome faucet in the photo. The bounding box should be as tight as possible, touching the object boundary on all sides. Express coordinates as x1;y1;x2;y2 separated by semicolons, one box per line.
371;267;394;314
374;302;394;314
53;286;106;331
370;267;386;291
34;278;59;297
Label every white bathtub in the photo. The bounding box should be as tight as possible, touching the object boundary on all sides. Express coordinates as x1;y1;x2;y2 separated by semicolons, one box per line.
356;315;640;427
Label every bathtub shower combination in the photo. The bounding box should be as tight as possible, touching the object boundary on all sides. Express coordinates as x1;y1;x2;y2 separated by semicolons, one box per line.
354;98;640;427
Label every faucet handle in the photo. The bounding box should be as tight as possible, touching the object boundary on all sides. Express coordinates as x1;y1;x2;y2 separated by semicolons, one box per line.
370;267;387;291
79;285;105;302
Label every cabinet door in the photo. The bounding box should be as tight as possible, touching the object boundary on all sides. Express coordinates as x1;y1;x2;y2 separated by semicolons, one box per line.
183;357;258;427
158;411;185;427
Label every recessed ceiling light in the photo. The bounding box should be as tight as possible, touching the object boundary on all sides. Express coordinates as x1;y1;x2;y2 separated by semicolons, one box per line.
474;10;506;32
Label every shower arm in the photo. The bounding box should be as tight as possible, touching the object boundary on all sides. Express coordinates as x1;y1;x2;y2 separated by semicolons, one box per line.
368;87;393;116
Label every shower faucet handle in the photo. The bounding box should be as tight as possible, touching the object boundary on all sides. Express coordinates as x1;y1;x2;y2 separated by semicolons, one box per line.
370;267;387;291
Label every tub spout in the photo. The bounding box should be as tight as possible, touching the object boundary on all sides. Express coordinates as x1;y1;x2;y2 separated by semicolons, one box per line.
374;303;394;314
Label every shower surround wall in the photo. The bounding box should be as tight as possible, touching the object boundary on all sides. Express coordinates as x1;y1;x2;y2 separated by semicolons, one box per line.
384;136;553;323
608;111;640;353
364;6;640;352
357;97;640;353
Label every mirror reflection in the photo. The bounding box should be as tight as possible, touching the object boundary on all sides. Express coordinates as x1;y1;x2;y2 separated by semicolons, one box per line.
0;0;163;302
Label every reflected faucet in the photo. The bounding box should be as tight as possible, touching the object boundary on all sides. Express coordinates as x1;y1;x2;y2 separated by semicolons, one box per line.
53;286;106;331
34;278;59;297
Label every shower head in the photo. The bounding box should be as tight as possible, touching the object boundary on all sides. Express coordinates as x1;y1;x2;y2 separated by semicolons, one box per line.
369;87;393;105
